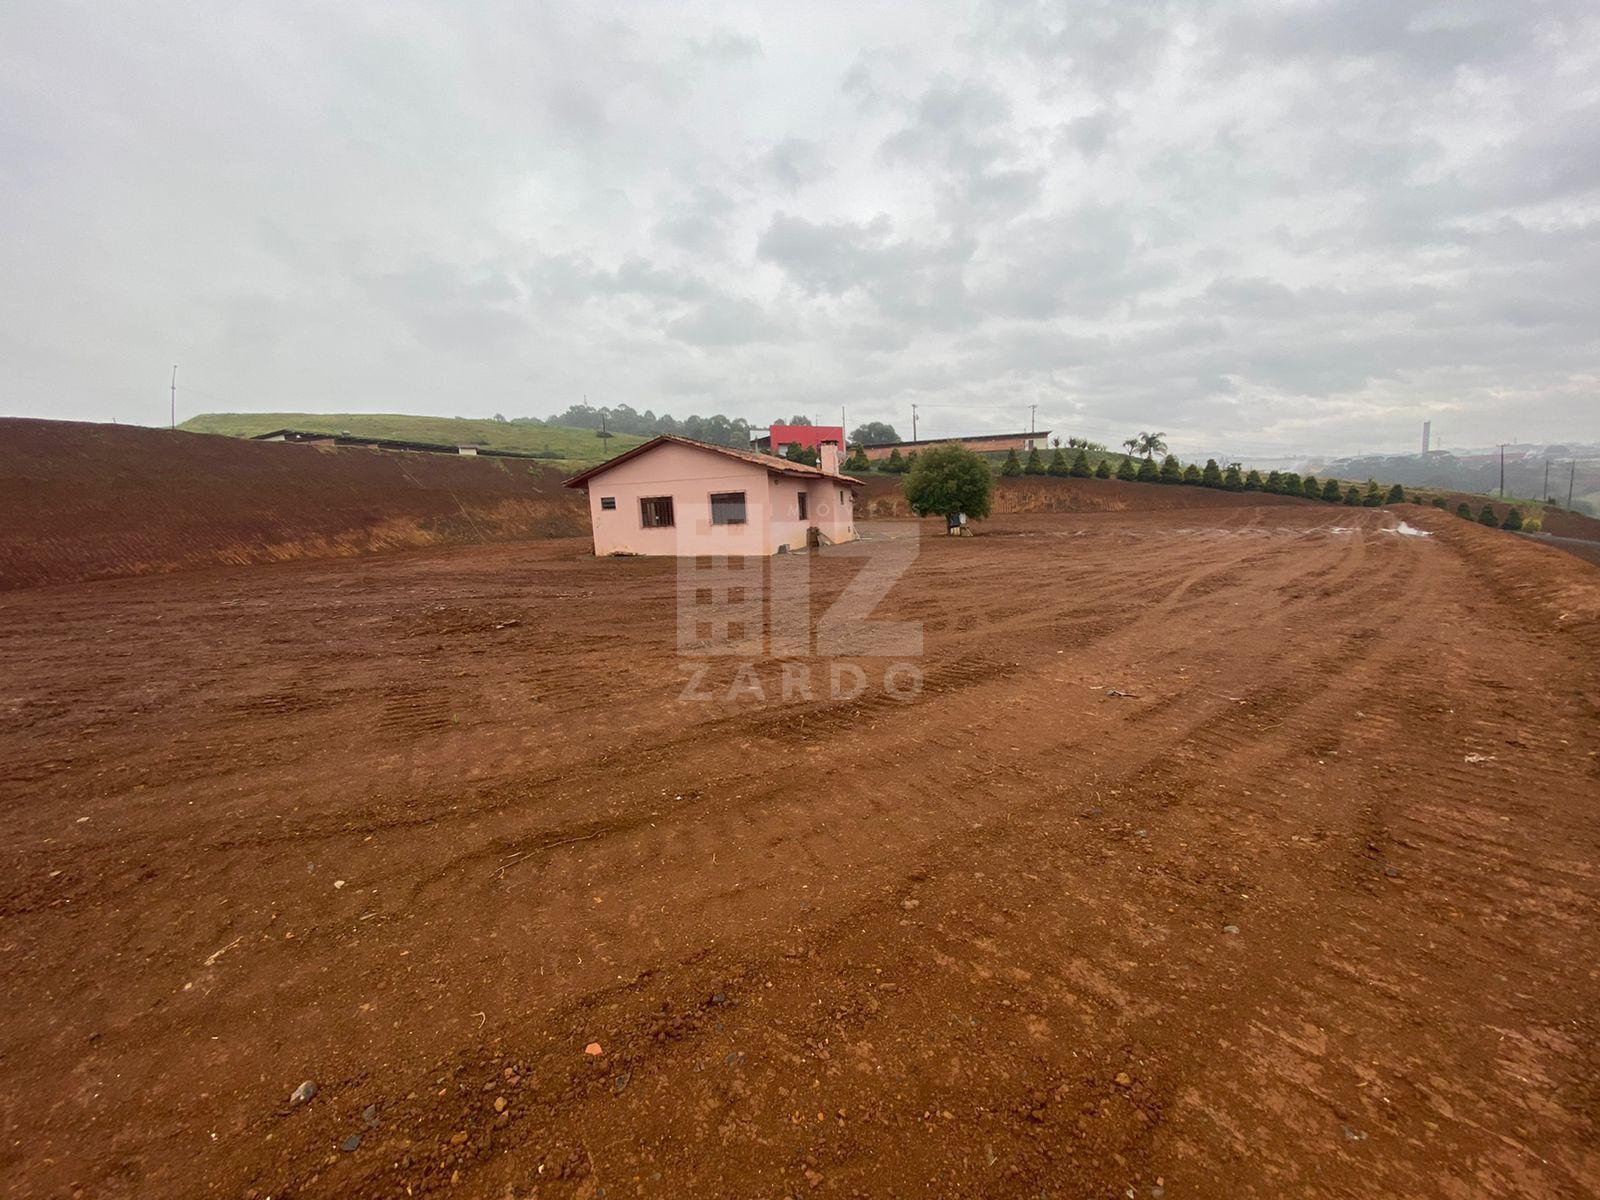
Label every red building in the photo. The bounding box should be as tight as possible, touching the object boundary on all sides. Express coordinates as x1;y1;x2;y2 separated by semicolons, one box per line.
751;425;845;455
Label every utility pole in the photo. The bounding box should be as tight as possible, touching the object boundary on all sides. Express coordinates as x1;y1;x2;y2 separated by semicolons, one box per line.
1499;443;1507;498
1028;403;1037;434
1570;461;1577;509
911;404;918;445
170;365;178;430
1544;459;1551;502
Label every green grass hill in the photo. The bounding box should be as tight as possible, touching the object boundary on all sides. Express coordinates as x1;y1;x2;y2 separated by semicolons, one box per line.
178;412;646;465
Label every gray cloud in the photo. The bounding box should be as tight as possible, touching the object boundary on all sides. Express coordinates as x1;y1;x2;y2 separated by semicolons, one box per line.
0;0;1595;455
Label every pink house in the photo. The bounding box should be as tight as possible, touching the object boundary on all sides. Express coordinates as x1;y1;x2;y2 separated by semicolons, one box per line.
564;435;864;557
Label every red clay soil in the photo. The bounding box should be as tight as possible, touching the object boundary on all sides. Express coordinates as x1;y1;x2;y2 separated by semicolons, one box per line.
2;501;1597;1198
0;418;584;590
857;473;1314;518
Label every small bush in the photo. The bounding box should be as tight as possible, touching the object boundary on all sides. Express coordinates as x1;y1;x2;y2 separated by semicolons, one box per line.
1430;496;1448;509
1201;458;1223;487
1344;486;1362;506
1158;454;1182;483
904;444;994;521
1024;447;1046;475
1385;483;1405;504
1048;448;1070;476
1500;506;1524;530
1182;463;1201;484
1321;478;1343;503
1477;503;1499;526
1523;516;1542;532
1070;449;1093;477
1116;455;1138;481
1244;469;1263;491
1222;463;1244;490
1361;479;1384;507
1000;449;1022;477
1264;470;1284;494
1094;458;1112;479
1137;456;1159;482
1455;502;1472;519
1296;474;1315;498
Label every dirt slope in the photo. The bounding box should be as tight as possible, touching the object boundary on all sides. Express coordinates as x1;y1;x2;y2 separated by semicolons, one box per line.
1;504;1596;1198
0;418;586;590
858;473;1319;517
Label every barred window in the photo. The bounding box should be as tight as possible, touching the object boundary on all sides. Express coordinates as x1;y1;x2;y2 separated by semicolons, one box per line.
600;496;616;510
640;496;674;527
710;491;747;525
798;492;809;520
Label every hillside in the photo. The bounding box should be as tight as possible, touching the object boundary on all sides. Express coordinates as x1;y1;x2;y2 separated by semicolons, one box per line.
178;412;645;464
0;418;588;590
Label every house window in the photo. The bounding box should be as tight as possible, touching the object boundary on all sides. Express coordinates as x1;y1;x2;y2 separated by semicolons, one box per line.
798;492;809;520
838;489;845;505
600;496;616;510
640;496;674;528
710;491;747;525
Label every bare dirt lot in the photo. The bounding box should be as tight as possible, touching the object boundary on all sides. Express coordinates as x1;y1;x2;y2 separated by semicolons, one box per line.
2;503;1598;1199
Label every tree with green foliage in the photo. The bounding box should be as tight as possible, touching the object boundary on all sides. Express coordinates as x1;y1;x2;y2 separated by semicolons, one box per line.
1478;503;1499;526
1137;456;1159;482
1223;463;1244;490
1116;455;1138;481
1244;468;1264;491
1293;473;1311;498
1201;458;1223;488
1501;506;1524;530
903;445;994;522
1158;454;1183;484
849;421;899;447
1344;486;1362;506
1024;446;1046;475
1182;463;1201;484
1385;482;1405;504
1455;501;1472;518
845;446;870;472
1071;449;1093;477
1000;448;1022;477
1128;431;1168;459
784;443;820;467
1431;496;1448;509
884;447;906;474
1321;478;1343;503
1361;479;1383;507
1264;470;1284;494
1047;447;1069;476
1094;458;1112;479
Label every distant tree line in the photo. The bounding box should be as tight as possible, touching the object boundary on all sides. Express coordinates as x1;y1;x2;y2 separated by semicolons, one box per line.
512;403;760;448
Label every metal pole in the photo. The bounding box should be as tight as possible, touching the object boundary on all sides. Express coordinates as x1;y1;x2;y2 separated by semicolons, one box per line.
1544;459;1550;502
911;404;918;445
170;365;177;430
1499;443;1506;498
1570;462;1577;508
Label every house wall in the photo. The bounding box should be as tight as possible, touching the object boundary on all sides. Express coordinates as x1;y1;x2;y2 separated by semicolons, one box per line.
804;479;856;544
584;443;779;556
580;442;860;556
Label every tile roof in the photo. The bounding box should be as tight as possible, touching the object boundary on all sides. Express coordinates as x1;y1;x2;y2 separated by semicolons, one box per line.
563;434;864;489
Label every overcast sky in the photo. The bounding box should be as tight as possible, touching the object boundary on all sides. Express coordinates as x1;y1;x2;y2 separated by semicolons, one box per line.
3;1;1597;457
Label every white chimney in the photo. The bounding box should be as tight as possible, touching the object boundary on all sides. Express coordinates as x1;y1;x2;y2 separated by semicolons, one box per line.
820;443;840;474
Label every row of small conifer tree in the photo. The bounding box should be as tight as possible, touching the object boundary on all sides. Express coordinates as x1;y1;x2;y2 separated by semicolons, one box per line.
857;442;1535;530
997;446;1421;508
